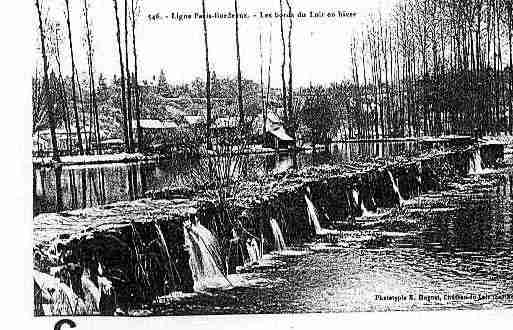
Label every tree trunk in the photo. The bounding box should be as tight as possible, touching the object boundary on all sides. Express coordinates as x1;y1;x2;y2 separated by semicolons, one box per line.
113;0;129;151
265;25;273;140
279;0;288;123
74;67;89;152
259;31;265;138
131;0;142;151
83;0;101;154
36;0;60;161
65;0;84;155
53;29;73;154
125;0;134;152
286;0;294;137
202;0;212;149
234;0;244;128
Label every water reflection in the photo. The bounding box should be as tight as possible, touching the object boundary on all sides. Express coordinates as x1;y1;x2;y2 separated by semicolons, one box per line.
413;172;513;253
153;171;513;315
33;141;419;215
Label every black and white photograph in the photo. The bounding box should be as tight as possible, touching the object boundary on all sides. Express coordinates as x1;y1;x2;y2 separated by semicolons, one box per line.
29;0;513;321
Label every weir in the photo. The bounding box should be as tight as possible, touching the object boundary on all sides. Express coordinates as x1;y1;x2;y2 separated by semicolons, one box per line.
269;218;286;251
246;238;261;264
305;195;338;236
353;189;375;217
33;145;504;314
468;149;484;175
387;170;405;205
184;222;231;291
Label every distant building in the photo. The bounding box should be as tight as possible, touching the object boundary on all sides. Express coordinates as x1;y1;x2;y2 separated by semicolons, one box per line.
33;127;93;156
134;119;179;130
252;111;295;149
184;115;204;126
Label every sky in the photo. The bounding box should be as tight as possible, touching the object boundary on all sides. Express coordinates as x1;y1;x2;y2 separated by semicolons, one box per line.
37;0;398;88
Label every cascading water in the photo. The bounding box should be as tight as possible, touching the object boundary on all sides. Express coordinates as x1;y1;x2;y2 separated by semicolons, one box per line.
352;189;374;217
304;195;338;235
387;170;405;205
415;175;422;196
416;162;423;196
245;238;261;265
305;195;322;234
184;222;231;291
468;149;484;175
269;218;286;251
251;238;261;260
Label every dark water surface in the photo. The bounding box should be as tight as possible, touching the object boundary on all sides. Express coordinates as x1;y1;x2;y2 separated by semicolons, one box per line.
33;141;418;215
151;169;513;315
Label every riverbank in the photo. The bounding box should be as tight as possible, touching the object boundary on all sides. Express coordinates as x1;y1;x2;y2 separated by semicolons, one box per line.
33;144;276;168
32;138;424;168
33;135;513;169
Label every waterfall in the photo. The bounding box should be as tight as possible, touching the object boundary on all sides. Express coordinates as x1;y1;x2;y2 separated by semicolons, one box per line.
304;195;337;235
35;171;44;196
352;189;359;209
468;149;484;175
387;170;405;205
305;195;323;234
34;270;87;316
81;269;101;313
245;238;261;265
269;218;286;251
352;189;374;217
416;162;423;192
184;222;231;291
251;238;261;260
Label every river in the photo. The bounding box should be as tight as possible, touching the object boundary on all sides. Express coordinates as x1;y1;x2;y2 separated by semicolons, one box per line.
33;141;418;215
149;166;513;315
33;141;513;314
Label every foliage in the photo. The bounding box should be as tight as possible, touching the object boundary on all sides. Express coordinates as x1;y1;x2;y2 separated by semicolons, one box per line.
298;86;342;144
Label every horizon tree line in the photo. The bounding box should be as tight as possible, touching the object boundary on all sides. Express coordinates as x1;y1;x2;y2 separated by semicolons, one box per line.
348;0;513;139
34;0;143;158
35;0;513;161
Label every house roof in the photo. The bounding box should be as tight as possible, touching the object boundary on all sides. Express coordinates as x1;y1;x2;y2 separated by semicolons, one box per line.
184;115;204;125
267;123;294;141
134;119;179;129
249;111;294;141
101;138;124;145
214;117;238;128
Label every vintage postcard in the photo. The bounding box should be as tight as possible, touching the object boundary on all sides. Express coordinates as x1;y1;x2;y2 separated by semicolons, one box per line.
31;0;513;324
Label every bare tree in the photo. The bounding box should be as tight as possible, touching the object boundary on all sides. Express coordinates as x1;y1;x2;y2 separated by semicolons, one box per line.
234;0;244;127
64;0;84;155
51;24;73;153
131;0;142;151
125;0;134;152
113;0;129;151
36;0;60;161
202;0;212;149
285;0;294;138
265;23;273;138
259;31;265;137
279;0;288;123
83;0;102;154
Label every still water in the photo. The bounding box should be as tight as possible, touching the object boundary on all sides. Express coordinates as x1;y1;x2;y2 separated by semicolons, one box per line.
33;141;418;215
152;169;513;315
